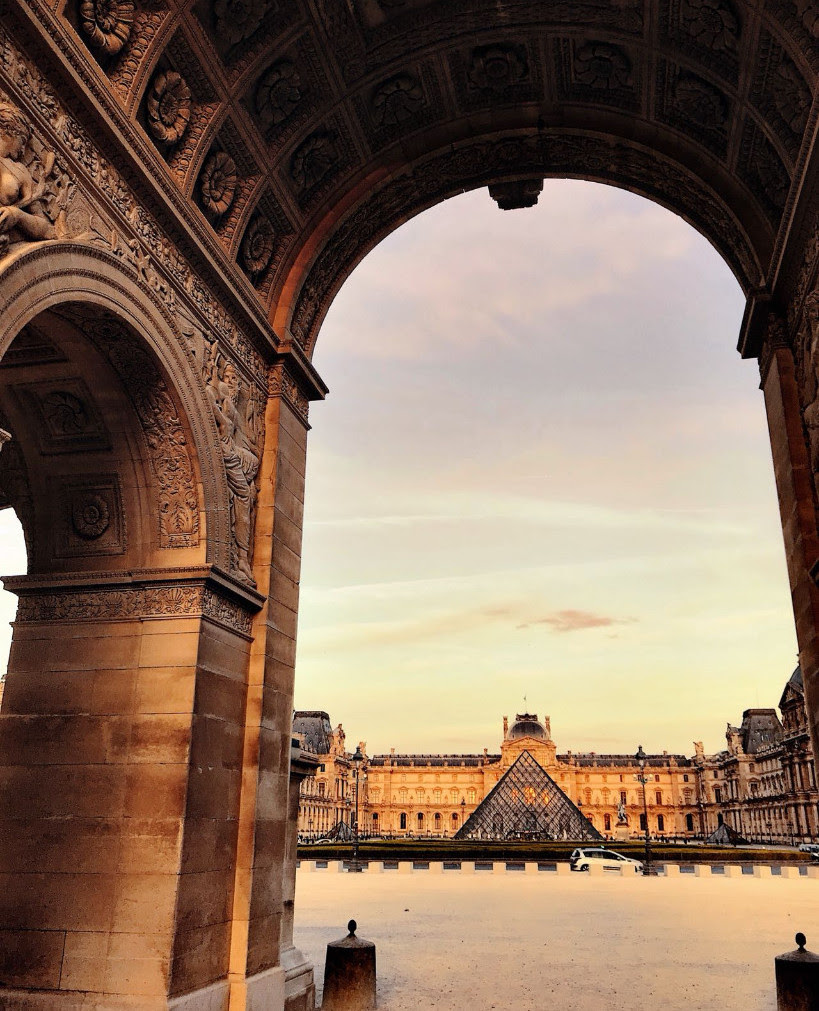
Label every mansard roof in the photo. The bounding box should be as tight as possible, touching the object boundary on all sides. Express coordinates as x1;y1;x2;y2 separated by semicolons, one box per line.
369;754;500;768
739;709;784;754
293;711;334;755
779;666;805;710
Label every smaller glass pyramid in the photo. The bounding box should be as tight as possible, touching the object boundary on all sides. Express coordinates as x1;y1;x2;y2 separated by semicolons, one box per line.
455;750;603;841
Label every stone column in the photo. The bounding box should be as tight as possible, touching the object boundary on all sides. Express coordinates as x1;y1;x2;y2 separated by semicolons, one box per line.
758;316;819;773
226;343;326;1008
0;570;261;1009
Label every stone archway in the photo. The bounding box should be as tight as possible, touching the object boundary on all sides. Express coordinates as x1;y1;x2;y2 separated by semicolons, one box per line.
0;0;819;1007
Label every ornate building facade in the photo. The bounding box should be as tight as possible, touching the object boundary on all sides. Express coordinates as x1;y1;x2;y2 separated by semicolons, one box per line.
293;711;355;839
302;669;818;846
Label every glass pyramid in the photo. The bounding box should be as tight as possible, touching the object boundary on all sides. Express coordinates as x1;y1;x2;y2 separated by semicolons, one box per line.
455;750;603;841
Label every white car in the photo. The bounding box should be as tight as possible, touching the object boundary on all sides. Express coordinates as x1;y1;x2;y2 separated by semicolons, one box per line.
798;843;819;855
570;847;644;873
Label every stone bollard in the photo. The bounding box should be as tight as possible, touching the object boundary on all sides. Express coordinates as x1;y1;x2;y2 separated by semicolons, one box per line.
775;933;819;1010
322;920;377;1011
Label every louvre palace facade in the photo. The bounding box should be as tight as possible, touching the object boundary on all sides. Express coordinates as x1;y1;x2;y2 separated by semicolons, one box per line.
3;0;819;1007
296;665;818;845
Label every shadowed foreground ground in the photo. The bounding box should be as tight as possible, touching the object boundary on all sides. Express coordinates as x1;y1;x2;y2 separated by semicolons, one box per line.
294;869;819;1010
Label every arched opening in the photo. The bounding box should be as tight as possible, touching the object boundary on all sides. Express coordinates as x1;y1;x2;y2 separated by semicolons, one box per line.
0;294;255;1002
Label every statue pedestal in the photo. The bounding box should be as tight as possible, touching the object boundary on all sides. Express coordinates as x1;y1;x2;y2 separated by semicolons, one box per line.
614;824;630;842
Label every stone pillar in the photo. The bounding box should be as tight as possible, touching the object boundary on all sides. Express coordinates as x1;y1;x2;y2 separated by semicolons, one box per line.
0;570;261;1009
226;342;326;1007
759;319;819;768
281;742;320;1010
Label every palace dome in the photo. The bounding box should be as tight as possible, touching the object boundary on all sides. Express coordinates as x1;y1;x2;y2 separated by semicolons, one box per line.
507;713;549;741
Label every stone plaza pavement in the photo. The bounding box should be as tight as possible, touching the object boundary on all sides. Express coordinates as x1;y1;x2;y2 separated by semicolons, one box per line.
294;868;819;1010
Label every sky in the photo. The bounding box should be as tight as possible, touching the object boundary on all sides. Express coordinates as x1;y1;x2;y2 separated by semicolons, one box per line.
0;179;799;759
290;179;798;758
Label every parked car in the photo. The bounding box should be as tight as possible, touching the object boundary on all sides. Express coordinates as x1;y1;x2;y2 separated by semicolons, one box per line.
798;843;819;855
570;847;644;873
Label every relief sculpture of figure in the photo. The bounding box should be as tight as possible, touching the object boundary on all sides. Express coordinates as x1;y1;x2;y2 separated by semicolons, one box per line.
207;351;261;584
0;101;60;253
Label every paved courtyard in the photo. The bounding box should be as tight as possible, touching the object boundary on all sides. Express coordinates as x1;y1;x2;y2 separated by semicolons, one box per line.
293;868;819;1010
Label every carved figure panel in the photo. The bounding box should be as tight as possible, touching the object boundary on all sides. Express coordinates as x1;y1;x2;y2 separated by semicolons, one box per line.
204;340;263;583
52;473;125;558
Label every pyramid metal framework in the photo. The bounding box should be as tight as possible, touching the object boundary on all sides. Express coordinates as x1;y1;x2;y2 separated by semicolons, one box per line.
455;750;603;841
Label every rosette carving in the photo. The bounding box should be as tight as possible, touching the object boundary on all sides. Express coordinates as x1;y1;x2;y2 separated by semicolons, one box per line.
255;60;302;125
672;74;727;129
200;151;237;216
240;216;275;276
213;0;267;45
289;132;338;192
467;45;527;91
680;0;739;53
79;0;135;56
372;74;424;125
147;71;191;146
574;42;631;89
72;494;110;539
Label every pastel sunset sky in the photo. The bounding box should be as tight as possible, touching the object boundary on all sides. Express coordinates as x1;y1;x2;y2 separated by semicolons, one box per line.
0;179;798;759
290;179;797;758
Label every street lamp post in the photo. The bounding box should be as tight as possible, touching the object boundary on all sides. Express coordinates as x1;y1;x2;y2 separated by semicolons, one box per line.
460;797;465;833
635;745;653;876
350;745;364;872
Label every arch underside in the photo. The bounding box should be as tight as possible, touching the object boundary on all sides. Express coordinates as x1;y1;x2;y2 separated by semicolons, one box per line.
286;126;768;354
43;0;817;360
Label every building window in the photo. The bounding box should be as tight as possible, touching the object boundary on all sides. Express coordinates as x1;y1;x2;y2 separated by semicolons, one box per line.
715;788;722;804
434;812;442;830
717;813;724;827
400;813;407;830
686;813;694;831
604;813;611;832
372;813;378;824
654;774;660;782
655;791;662;805
657;814;665;832
620;790;627;805
417;812;424;826
683;774;689;782
640;813;647;831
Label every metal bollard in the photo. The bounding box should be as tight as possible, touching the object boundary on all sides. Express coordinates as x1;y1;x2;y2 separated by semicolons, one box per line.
322;919;377;1010
775;933;819;1011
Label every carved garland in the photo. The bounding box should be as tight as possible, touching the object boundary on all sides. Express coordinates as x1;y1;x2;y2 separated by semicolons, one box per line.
14;582;254;635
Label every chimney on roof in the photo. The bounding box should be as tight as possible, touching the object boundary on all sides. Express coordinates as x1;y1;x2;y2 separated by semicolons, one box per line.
503;716;508;738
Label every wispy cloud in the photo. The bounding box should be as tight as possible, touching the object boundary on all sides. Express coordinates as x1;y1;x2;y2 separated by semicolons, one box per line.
516;609;638;633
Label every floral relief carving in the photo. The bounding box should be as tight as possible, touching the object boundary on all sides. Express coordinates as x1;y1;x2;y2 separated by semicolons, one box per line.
79;0;135;56
771;58;811;137
146;71;191;146
289;131;338;192
240;215;275;276
84;316;200;548
467;44;528;92
573;42;631;89
200;151;238;216
213;0;267;46
255;60;302;125
71;492;110;538
680;0;740;52
14;583;253;634
672;72;727;129
795;0;819;38
269;362;309;423
372;73;424;125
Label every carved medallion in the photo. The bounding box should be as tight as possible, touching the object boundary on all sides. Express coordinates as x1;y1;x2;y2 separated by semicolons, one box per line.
255;60;302;125
79;0;135;56
672;72;727;129
289;131;338;193
680;0;740;52
72;493;110;539
467;44;528;92
200;151;237;216
213;0;267;46
573;42;632;89
146;71;191;146
240;215;275;276
372;73;424;125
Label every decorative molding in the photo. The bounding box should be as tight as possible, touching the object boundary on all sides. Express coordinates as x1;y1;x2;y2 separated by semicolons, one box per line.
13;579;254;635
758;311;791;385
